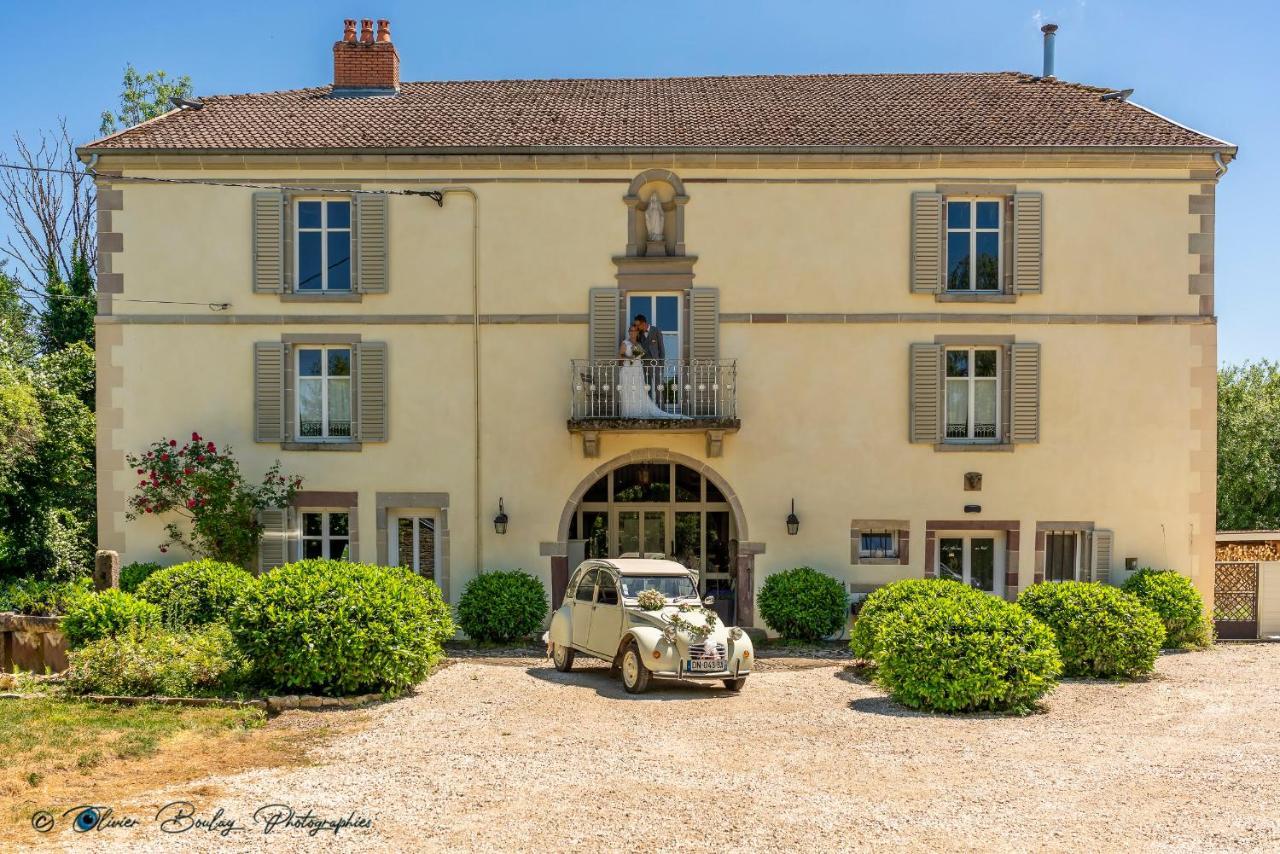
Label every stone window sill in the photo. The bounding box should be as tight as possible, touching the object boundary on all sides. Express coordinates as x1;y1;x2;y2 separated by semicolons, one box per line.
935;292;1017;303
854;557;904;566
933;442;1014;453
280;292;363;303
282;441;364;452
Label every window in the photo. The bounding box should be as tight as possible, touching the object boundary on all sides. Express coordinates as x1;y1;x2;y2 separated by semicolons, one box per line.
626;293;681;367
301;511;350;560
946;199;1001;292
945;347;1000;442
396;516;436;581
859;531;898;560
574;569;598;603
596;573;619;606
1045;531;1081;583
296;346;353;439
296;199;352;292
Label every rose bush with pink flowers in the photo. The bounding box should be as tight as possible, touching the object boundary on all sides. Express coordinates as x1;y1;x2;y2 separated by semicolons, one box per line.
125;432;300;570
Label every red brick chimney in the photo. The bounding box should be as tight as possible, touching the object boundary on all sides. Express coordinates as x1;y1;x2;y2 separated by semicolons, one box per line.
333;18;399;92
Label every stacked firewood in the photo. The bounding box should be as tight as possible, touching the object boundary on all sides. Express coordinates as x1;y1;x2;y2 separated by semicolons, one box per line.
1216;541;1280;562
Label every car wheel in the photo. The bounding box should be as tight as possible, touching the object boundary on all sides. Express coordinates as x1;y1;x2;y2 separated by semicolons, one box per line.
722;677;747;692
620;641;651;694
552;643;575;672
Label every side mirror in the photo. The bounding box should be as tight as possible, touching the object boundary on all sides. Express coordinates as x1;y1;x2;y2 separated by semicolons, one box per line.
703;595;715;607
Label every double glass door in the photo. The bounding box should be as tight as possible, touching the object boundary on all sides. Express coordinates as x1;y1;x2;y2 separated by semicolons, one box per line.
937;532;1004;595
617;508;667;557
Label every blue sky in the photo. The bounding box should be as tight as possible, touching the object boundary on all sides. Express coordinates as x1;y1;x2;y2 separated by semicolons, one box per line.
3;0;1275;365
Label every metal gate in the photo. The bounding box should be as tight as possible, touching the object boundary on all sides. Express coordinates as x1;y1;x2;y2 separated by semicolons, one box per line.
1214;561;1259;640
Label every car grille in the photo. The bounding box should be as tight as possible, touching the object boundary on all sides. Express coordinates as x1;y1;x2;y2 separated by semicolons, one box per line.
688;641;726;660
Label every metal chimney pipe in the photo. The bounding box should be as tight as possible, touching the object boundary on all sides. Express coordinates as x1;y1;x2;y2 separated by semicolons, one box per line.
1041;23;1059;78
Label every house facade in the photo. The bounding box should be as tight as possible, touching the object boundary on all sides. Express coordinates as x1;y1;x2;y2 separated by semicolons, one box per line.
82;20;1232;628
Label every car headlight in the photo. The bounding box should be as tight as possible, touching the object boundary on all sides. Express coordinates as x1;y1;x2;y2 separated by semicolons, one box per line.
662;624;678;644
729;626;743;641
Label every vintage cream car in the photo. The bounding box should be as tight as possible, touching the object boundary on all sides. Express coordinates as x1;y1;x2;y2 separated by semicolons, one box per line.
545;558;753;693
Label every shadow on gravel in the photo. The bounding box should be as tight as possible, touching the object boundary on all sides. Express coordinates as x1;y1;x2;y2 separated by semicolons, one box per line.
526;665;743;701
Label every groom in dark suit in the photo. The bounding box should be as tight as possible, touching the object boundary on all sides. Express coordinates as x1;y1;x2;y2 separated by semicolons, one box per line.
634;314;667;408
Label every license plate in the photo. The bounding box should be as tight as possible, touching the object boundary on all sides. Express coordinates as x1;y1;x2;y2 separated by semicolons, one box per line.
686;658;727;673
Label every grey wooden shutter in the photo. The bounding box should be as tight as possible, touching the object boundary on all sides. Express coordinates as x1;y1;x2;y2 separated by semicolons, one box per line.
251;191;285;293
257;508;288;574
1091;529;1114;584
909;343;942;443
253;342;287;442
1010;342;1042;443
1013;192;1044;294
588;288;621;362
355;194;389;294
688;287;720;361
910;192;943;294
356;341;388;442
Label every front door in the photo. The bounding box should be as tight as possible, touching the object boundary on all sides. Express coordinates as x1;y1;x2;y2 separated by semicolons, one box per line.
937;532;1004;596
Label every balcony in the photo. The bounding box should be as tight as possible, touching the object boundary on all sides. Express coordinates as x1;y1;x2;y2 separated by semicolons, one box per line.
567;358;740;457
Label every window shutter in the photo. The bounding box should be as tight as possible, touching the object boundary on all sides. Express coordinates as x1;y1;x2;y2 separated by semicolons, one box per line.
588;288;621;362
910;192;943;294
688;287;720;361
909;343;942;443
356;341;388;442
253;342;286;442
355;194;389;294
1013;191;1044;294
252;191;285;293
258;508;288;574
1010;342;1042;443
1091;529;1114;585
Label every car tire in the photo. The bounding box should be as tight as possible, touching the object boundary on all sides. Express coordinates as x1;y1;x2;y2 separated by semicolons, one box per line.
620;641;652;694
722;677;747;692
552;643;575;672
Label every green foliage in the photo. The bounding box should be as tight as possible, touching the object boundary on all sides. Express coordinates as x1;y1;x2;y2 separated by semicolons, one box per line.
1017;582;1165;677
0;269;36;364
455;570;548;643
125;434;300;570
0;357;42;496
120;562;163;594
135;559;258;629
100;64;194;136
1122;569;1213;649
231;560;455;696
0;576;91;616
62;589;161;647
38;255;95;354
850;578;980;660
757;567;847;641
873;595;1062;714
66;624;249;697
1218;360;1280;530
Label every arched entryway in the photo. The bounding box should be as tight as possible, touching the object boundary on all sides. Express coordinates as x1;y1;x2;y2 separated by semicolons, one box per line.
553;450;754;625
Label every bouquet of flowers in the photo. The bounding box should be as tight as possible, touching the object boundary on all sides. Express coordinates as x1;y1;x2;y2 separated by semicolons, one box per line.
636;588;666;611
630;344;647;360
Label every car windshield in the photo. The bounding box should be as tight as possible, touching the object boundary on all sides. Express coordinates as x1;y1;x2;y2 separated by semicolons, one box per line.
619;574;698;601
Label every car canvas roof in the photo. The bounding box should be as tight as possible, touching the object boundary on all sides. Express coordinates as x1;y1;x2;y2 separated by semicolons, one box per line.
599;559;691;576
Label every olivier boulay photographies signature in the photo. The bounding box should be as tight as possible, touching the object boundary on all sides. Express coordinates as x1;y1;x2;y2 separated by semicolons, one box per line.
29;801;375;837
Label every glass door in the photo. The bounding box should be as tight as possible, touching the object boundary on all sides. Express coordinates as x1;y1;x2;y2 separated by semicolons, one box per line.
615;509;668;557
936;532;1003;595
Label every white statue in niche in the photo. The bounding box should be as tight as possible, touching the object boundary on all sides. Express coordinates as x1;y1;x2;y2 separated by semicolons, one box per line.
644;192;665;241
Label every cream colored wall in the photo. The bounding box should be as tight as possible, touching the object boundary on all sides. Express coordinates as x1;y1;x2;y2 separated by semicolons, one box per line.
99;157;1216;625
1261;562;1280;638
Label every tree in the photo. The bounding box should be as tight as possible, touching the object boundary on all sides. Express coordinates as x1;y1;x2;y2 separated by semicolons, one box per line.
1218;361;1280;530
99;64;194;137
0;267;36;364
38;252;95;353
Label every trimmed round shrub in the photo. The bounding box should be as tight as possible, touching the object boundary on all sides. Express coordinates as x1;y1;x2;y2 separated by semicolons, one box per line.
230;560;455;695
1122;569;1212;648
136;559;257;628
120;561;163;594
1018;582;1165;677
62;589;161;647
850;578;980;660
66;624;249;697
757;567;847;641
874;595;1062;714
456;570;548;643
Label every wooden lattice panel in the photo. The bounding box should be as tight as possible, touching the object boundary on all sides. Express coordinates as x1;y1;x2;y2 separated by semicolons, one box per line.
1213;563;1258;623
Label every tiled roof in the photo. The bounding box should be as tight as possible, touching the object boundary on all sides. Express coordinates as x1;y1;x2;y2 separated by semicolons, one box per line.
83;71;1229;152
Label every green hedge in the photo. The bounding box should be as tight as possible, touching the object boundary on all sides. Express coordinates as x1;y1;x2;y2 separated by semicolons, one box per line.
456;570;548;643
231;560;454;696
66;624;249;697
62;589;161;648
849;578;980;660
120;561;163;594
874;595;1062;714
136;559;257;628
1018;582;1165;677
0;576;91;616
1121;569;1212;649
757;567;847;641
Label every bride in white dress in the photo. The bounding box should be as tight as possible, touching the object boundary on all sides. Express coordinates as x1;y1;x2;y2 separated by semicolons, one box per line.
618;325;683;418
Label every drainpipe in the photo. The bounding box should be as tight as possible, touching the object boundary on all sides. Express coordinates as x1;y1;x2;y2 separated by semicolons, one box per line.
1213;151;1229;178
438;187;483;587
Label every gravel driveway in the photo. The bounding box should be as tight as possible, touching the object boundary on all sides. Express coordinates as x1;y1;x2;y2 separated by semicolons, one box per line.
33;644;1280;852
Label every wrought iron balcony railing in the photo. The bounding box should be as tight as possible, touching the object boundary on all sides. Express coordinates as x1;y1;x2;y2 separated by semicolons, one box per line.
569;359;738;422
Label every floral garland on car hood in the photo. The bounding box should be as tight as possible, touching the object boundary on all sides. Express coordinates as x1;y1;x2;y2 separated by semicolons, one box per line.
666;603;720;642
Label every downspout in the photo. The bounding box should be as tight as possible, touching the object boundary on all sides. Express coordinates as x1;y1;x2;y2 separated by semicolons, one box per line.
1213;151;1229;178
438;187;483;583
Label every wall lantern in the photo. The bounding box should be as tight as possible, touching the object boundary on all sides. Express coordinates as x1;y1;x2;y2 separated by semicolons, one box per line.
494;498;509;535
785;499;800;536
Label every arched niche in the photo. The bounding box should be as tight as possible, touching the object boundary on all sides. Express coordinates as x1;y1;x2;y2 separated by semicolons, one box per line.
624;169;689;258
